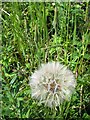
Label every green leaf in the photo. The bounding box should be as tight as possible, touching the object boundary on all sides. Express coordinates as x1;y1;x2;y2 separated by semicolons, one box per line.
10;75;17;85
84;54;90;60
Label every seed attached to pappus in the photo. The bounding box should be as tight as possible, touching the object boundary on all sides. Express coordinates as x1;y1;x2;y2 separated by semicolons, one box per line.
29;61;77;108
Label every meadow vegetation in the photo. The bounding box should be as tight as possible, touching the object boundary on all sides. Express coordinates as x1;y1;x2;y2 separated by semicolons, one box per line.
1;1;90;119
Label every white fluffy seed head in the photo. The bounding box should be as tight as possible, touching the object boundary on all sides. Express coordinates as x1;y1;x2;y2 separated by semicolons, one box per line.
29;62;77;108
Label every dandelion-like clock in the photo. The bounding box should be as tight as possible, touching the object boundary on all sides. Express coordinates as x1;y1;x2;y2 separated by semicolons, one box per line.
29;62;77;108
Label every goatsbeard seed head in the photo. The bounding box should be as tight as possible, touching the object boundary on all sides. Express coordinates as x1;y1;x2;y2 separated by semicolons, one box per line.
29;62;77;108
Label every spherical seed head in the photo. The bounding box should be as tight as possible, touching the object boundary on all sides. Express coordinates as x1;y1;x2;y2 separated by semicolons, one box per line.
29;62;77;108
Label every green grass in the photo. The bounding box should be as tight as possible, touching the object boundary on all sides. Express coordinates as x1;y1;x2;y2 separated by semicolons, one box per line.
1;2;90;119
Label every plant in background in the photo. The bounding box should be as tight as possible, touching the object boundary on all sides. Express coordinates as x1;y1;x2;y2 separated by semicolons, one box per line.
29;62;77;108
2;2;90;119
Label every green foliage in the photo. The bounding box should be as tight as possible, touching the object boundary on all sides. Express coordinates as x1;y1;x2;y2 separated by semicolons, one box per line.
1;2;90;119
